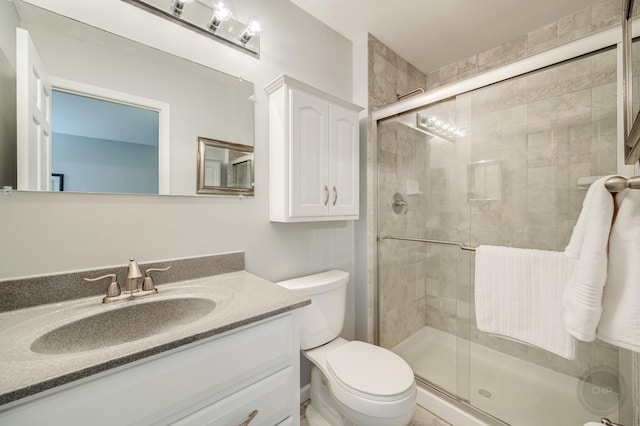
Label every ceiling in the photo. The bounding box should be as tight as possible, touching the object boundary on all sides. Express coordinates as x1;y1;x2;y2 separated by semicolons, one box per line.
290;0;610;74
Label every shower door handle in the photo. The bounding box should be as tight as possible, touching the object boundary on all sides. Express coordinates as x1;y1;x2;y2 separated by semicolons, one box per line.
323;185;329;206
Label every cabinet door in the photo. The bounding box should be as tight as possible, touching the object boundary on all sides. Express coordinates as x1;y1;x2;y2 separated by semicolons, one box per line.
289;88;330;218
328;104;359;218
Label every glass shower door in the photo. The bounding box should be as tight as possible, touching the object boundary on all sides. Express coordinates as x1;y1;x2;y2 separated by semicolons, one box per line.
377;98;469;399
461;48;622;425
376;45;625;426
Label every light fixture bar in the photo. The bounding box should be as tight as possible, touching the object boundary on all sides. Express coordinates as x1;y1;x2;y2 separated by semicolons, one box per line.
121;0;260;57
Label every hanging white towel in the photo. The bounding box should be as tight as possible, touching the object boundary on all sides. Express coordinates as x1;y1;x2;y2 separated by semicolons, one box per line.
475;245;576;360
596;189;640;351
562;176;615;342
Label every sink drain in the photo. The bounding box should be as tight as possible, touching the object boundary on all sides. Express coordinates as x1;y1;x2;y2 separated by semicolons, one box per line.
478;388;493;398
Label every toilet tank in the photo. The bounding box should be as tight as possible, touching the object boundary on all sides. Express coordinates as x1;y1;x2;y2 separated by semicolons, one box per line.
277;270;349;350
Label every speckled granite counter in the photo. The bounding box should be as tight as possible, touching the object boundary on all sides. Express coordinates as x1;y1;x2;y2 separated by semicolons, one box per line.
0;271;309;407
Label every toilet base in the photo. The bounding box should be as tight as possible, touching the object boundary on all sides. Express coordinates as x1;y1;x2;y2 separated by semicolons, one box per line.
306;367;355;426
306;366;413;426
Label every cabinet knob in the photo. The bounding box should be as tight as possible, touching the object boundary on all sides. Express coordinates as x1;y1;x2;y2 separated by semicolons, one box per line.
238;410;258;426
323;185;329;206
332;186;338;206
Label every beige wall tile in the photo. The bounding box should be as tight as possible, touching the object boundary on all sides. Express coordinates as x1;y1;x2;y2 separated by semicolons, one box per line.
557;7;593;44
528;22;558;55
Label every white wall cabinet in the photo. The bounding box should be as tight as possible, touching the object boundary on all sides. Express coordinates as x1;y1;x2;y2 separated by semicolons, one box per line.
0;314;300;426
266;75;363;222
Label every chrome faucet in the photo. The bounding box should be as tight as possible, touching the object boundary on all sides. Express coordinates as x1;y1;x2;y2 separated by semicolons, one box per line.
125;258;143;292
85;258;170;304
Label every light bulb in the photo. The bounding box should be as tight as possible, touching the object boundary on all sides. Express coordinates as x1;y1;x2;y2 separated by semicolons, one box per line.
239;18;261;44
208;1;232;32
169;0;194;17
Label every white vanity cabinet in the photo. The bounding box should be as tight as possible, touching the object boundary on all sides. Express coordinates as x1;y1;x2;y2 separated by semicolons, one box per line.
0;314;300;426
266;74;363;222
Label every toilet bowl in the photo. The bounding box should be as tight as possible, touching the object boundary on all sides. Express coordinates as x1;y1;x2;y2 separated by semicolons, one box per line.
277;271;416;426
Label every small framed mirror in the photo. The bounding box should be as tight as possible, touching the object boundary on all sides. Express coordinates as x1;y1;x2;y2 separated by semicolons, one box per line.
197;137;254;196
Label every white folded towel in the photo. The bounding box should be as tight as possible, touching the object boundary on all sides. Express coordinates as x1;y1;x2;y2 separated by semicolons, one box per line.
562;176;615;342
475;245;576;359
596;188;640;351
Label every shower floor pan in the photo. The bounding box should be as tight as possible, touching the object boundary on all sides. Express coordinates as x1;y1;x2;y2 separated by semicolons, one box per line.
392;326;619;426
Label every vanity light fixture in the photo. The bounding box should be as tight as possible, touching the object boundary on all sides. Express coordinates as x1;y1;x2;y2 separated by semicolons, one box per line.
169;0;194;17
207;1;232;33
239;18;261;44
416;114;465;139
125;0;261;57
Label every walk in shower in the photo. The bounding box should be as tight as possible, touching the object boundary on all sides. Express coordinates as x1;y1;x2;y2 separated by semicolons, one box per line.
376;45;626;425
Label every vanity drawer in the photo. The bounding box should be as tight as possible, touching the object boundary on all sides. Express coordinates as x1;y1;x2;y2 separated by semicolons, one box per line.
0;314;295;425
173;366;294;426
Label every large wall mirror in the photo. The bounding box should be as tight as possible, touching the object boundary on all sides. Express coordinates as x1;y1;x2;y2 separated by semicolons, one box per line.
0;0;255;196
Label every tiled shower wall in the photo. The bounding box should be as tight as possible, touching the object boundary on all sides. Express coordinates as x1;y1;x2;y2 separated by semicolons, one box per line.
377;122;429;348
457;48;620;378
372;0;622;378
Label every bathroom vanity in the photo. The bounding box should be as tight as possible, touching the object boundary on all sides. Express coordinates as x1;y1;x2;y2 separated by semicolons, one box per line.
0;255;309;425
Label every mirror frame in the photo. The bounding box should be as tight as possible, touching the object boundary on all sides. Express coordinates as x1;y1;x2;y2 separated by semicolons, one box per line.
196;137;254;196
624;0;640;164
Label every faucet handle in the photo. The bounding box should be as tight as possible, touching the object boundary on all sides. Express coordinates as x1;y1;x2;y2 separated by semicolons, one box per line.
84;274;121;299
142;265;171;291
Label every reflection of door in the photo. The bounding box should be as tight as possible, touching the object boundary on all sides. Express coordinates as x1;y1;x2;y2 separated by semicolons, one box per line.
16;28;52;191
204;160;222;187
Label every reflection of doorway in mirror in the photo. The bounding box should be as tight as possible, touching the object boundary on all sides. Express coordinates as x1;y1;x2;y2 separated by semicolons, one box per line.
204;160;222;187
51;89;161;194
48;78;170;195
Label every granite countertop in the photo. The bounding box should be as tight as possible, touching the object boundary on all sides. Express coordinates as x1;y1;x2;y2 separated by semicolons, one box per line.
0;271;310;407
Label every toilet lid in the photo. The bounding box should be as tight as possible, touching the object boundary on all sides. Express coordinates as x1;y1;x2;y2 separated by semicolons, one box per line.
326;341;414;398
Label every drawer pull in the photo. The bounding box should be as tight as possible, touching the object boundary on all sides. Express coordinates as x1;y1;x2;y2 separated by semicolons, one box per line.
239;410;258;426
332;185;337;206
323;185;329;206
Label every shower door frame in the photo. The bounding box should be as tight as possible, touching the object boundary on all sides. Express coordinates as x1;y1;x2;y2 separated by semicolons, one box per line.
371;23;638;426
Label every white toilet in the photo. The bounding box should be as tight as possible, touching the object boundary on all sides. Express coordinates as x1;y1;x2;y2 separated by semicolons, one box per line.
277;270;416;426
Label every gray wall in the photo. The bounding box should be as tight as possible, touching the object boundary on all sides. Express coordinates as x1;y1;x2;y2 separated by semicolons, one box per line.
0;0;358;347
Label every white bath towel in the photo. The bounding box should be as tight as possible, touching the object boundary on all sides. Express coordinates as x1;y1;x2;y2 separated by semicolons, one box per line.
562;176;615;342
596;189;640;351
475;245;576;359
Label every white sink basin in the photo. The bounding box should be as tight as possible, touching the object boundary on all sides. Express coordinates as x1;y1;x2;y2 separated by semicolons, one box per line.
0;281;235;360
30;297;217;354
